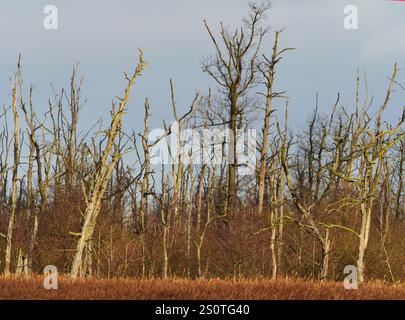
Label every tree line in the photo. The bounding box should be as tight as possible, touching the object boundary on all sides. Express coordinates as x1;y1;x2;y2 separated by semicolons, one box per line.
0;2;404;283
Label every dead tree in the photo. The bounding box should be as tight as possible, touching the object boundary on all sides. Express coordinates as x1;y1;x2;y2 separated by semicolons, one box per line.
139;99;151;278
334;64;404;282
165;80;197;226
255;104;287;279
203;1;270;213
4;59;21;276
185;144;195;277
70;51;147;278
159;170;170;279
394;139;404;218
138;98;165;277
65;66;82;191
20;85;39;274
257;29;293;214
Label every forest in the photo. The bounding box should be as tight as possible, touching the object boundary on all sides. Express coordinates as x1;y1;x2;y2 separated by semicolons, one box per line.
0;2;404;288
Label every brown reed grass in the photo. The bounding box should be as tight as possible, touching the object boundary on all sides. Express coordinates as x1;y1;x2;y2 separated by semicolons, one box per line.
0;275;404;300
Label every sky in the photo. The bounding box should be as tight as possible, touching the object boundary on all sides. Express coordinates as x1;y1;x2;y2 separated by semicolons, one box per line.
0;0;404;133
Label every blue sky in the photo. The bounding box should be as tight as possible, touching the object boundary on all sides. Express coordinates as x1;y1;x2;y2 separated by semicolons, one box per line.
0;0;404;133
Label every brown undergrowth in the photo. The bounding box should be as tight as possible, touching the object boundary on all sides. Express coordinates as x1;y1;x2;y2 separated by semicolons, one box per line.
0;276;404;300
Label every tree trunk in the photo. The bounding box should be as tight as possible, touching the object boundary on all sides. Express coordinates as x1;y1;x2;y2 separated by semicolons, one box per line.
357;204;372;283
4;73;20;276
227;91;238;215
320;230;331;280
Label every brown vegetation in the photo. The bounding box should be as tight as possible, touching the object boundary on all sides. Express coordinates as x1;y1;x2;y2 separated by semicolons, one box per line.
1;276;405;300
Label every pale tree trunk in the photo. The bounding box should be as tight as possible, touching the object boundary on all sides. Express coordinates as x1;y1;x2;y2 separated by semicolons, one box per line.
160;171;170;279
26;133;51;275
163;226;169;279
71;52;147;278
16;249;27;275
357;206;371;283
319;229;331;280
27;215;38;274
395;140;404;218
71;202;99;277
357;170;374;284
268;164;278;279
169;80;183;224
139;99;151;278
66;66;80;191
277;163;285;276
4;67;20;276
83;240;93;277
195;165;207;278
258;30;286;214
186;163;194;277
270;207;278;279
195;165;206;238
20;86;37;275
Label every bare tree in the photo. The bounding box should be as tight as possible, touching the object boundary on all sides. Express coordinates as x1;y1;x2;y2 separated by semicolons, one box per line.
4;58;21;276
203;1;270;213
257;29;293;214
70;51;147;278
